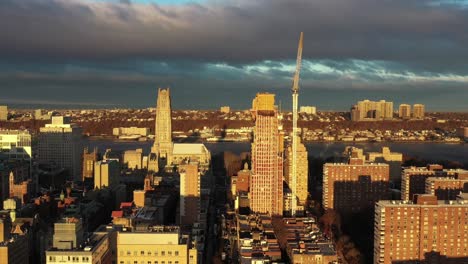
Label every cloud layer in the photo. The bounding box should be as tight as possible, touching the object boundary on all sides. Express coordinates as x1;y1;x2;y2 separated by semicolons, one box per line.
1;0;468;66
1;0;468;110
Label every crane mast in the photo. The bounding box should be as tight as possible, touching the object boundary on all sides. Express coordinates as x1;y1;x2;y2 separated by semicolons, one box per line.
291;32;303;216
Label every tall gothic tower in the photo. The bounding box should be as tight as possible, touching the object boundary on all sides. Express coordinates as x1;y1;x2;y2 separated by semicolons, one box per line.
148;88;173;172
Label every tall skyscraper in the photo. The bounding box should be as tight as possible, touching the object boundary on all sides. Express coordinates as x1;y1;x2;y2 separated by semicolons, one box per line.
398;104;411;119
149;88;173;171
38;116;83;181
413;103;425;119
250;93;284;215
374;194;468;264
0;106;7;121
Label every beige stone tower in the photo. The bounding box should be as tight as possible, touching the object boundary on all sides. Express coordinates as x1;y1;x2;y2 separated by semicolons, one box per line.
148;88;173;172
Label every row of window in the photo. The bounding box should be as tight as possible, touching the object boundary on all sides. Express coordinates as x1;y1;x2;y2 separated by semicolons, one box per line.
120;251;180;257
120;261;179;264
49;256;90;262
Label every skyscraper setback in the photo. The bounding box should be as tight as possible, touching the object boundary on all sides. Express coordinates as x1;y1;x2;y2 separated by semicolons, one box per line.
250;93;284;215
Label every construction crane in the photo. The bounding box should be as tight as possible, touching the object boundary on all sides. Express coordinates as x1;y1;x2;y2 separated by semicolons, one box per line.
291;32;303;216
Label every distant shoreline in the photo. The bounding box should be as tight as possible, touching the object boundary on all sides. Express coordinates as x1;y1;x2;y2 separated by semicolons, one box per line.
84;135;466;145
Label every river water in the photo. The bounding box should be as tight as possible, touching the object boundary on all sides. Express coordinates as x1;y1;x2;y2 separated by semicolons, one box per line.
85;139;467;164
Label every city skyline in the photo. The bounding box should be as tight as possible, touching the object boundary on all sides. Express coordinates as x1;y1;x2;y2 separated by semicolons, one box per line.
1;0;468;111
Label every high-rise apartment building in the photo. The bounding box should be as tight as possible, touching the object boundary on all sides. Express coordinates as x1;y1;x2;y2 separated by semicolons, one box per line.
179;163;201;226
82;147;98;181
401;165;468;200
398;104;411;119
117;225;198;264
351;100;393;121
149;88;173;171
284;139;308;207
299;106;317;115
0;106;7;121
38;116;83;181
250;93;284;215
374;195;468;264
323;160;390;214
425;177;468;200
413;104;425;119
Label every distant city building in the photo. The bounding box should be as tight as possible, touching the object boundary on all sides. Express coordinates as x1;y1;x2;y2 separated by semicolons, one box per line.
0;106;7;121
250;93;284;216
122;149;144;170
220;106;231;113
38;116;83;181
284;139;308;209
94;160;119;189
374;195;468;264
0;130;32;160
413;104;425;119
401;165;468;200
179;163;201;226
366;147;403;183
116;225;198;264
112;127;149;137
398;104;411;119
342;146;402;184
323;159;390;214
171;143;211;166
351;99;393;121
299;106;317;115
458;127;468;141
34;109;51;120
425;177;468;200
82;147;98;181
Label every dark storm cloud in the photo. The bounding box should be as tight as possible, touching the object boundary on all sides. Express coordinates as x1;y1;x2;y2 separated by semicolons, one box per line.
1;0;468;69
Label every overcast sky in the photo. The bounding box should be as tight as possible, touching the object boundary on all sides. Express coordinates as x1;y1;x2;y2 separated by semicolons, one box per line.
1;0;468;110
